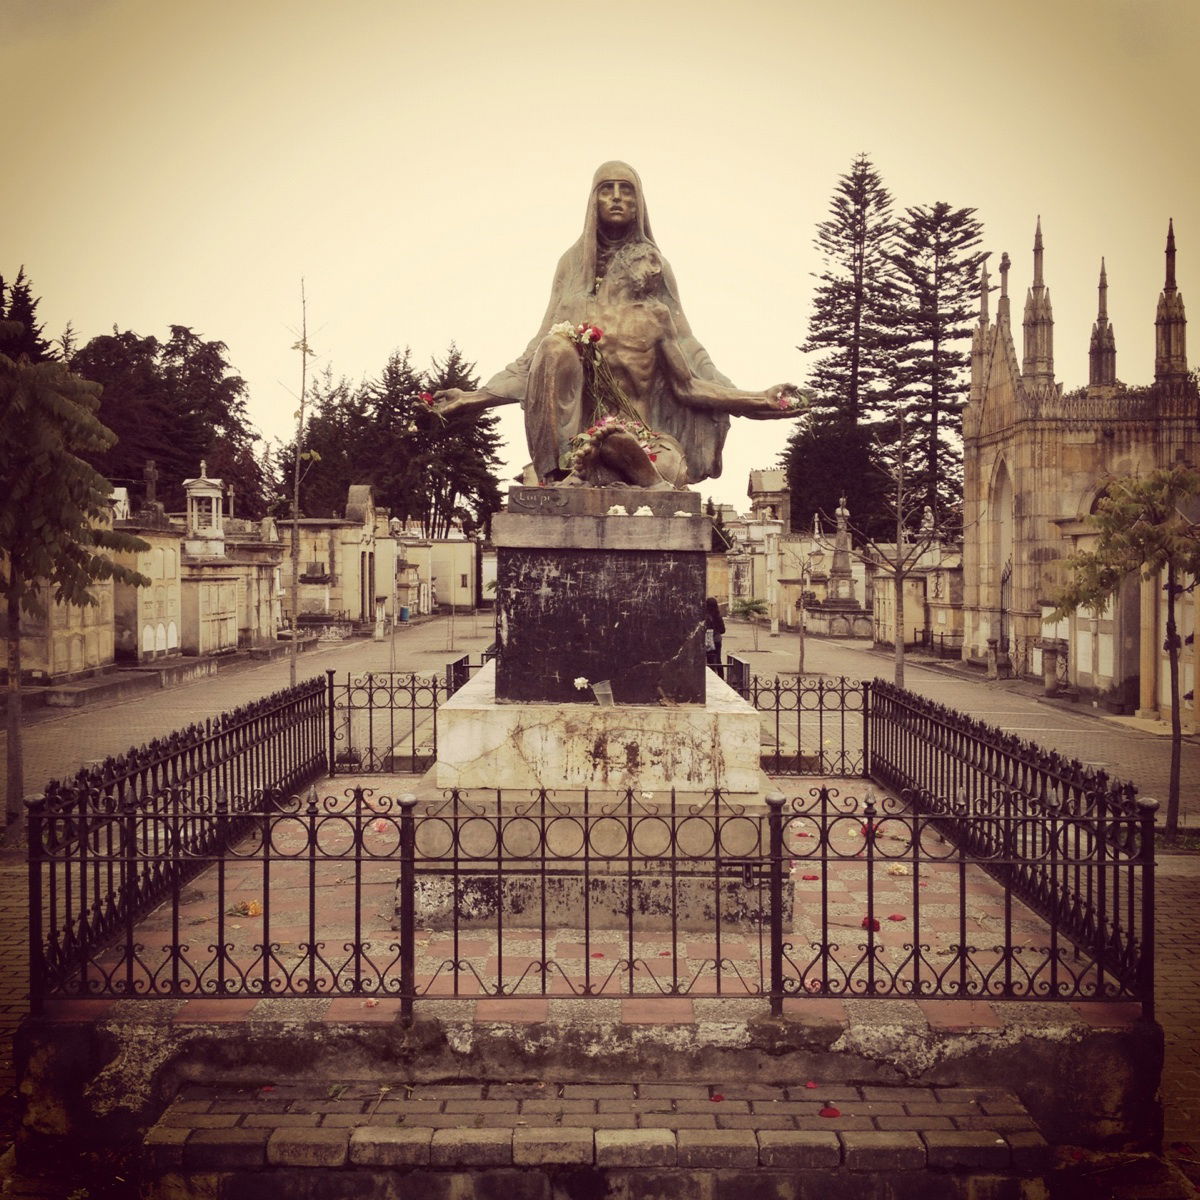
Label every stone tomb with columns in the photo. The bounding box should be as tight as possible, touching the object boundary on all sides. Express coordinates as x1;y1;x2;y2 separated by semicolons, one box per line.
436;486;763;795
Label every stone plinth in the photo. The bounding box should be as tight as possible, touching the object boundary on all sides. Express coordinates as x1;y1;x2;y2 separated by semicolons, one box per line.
435;661;762;793
493;487;707;705
413;870;790;931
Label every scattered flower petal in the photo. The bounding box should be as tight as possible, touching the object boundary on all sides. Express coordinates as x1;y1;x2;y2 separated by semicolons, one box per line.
801;874;820;881
591;952;605;959
819;1103;841;1118
363;998;380;1008
861;917;881;931
710;1093;725;1102
804;1081;818;1089
887;913;906;922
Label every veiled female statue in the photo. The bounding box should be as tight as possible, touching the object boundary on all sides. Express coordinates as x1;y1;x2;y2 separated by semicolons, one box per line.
435;162;805;488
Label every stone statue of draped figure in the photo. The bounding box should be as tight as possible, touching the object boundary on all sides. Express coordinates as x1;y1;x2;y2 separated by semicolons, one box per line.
435;161;806;488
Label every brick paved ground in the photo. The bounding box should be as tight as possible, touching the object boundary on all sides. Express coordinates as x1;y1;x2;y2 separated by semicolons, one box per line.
0;618;1197;1194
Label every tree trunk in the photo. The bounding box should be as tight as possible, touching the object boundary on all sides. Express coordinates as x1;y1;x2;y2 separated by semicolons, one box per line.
893;572;905;689
5;589;26;839
797;599;806;676
1165;564;1182;835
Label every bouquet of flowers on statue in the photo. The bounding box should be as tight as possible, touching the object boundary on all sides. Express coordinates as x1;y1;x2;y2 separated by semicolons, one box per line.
567;413;664;475
773;383;810;413
550;321;605;347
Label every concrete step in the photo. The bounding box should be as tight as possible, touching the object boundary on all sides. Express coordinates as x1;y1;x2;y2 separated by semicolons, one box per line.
142;1080;1051;1199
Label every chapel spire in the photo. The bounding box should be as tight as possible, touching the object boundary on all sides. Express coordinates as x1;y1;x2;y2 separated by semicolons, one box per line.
1022;217;1055;386
997;252;1011;329
1088;258;1117;388
1155;219;1188;387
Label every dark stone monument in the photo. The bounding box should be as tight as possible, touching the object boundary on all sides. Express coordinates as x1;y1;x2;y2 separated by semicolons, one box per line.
493;486;707;705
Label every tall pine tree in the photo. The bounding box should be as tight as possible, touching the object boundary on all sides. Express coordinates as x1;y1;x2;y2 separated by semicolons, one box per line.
420;344;502;539
0;268;56;363
890;203;986;525
783;155;901;539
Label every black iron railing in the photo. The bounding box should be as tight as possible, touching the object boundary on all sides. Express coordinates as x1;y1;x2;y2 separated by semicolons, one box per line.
912;628;965;658
27;669;1154;1016
749;675;866;776
28;677;329;1011
28;784;1154;1015
327;660;483;775
867;680;1137;818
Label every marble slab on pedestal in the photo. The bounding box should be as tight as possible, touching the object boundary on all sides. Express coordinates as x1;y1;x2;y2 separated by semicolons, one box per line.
436;660;763;794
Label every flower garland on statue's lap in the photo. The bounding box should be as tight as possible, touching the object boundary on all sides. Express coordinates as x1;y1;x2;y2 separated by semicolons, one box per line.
551;321;667;477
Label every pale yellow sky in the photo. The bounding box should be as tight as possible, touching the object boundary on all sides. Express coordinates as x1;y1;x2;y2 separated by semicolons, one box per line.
3;0;1197;510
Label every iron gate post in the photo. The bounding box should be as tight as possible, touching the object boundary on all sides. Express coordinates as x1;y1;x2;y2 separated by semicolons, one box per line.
766;793;786;1016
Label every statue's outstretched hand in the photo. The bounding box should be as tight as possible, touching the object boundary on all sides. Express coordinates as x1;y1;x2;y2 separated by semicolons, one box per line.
742;385;811;420
432;388;516;417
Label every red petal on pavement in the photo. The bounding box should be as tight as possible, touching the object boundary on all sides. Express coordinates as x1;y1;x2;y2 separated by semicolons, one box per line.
591;952;605;958
710;1093;725;1102
819;1104;841;1118
804;1081;818;1089
887;913;906;922
801;874;819;881
860;917;881;931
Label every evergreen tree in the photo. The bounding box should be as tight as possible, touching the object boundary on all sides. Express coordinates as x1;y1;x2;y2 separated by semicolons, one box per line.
1;337;149;832
783;155;901;536
800;155;900;424
70;326;270;515
420;345;502;539
0;268;56;362
890;203;986;523
361;348;432;526
782;412;892;541
275;367;370;518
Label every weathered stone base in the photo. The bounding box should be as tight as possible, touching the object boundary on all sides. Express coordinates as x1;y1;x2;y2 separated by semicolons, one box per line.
15;1003;1162;1171
436;661;762;793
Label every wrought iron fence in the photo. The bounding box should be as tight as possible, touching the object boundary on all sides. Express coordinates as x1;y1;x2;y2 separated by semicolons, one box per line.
866;680;1138;818
327;658;479;775
28;784;1154;1015
748;675;866;776
28;677;329;1010
912;628;965;659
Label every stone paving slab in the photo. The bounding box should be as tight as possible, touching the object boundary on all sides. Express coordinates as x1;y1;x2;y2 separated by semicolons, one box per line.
146;1080;1045;1173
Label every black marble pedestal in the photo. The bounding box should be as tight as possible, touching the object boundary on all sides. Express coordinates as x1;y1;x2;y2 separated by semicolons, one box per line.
492;487;708;705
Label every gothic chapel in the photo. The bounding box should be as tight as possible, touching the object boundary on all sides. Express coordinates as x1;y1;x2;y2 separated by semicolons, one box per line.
961;221;1198;726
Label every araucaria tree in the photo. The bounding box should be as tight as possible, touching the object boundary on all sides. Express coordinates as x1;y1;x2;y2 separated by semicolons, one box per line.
784;155;901;539
1049;465;1200;835
890;203;986;525
1;290;149;834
